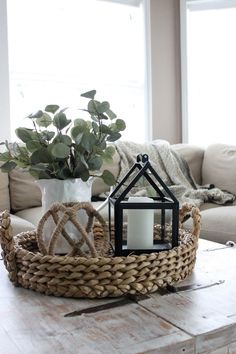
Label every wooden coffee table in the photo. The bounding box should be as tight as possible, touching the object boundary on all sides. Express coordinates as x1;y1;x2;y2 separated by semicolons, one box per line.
1;239;236;354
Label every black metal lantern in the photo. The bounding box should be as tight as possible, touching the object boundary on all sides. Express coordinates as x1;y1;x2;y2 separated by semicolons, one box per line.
108;154;179;256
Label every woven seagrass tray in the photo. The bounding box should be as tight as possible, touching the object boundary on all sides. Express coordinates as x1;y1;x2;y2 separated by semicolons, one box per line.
0;202;201;298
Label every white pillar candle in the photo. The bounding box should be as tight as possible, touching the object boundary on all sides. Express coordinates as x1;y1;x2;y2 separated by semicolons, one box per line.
127;197;154;249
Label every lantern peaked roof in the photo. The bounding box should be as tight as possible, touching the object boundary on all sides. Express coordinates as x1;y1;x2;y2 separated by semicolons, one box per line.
110;154;179;203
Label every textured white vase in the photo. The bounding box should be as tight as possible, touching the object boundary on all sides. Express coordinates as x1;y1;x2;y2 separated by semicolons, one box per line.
37;178;93;254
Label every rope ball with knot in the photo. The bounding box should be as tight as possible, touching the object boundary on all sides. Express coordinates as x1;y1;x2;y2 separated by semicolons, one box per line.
36;202;109;257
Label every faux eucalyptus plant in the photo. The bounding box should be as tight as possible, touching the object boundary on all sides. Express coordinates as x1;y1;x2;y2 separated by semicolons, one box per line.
0;90;126;186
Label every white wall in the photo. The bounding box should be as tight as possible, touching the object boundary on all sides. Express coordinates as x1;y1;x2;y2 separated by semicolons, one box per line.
150;0;182;144
0;0;11;141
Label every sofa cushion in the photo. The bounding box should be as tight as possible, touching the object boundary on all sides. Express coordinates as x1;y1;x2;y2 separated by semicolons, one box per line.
9;169;42;212
15;206;43;227
0;170;10;211
171;144;205;185
10;214;36;236
202;144;236;195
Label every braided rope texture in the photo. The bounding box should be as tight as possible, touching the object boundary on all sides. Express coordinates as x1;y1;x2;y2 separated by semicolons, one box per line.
0;203;201;298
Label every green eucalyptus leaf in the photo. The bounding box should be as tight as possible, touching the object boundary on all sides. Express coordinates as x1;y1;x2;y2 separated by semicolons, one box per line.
40;131;55;141
101;169;116;186
99;113;109;120
88;156;103;171
15;160;29;168
106;109;117;120
105;145;115;156
53;112;71;130
71;126;84;144
55;167;71;180
96;140;106;151
101;153;113;164
115;119;126;131
45;104;60;114
59;135;72;146
71;124;87;136
73;160;84;177
80;169;90;181
73;132;83;144
86;121;92;130
26;140;42;153
36;113;52;128
0;161;17;173
101;145;116;163
28;110;44;119
53;134;72;146
81;133;97;152
88;100;100;114
97;101;110;114
15;128;34;143
51;143;70;159
81;90;96;99
30;148;52;164
100;124;111;134
107;132;122;142
109;122;118;132
0;151;12;162
30;170;50;179
29;165;51;179
90;115;99;123
74;119;88;130
14;145;30;161
92;122;99;134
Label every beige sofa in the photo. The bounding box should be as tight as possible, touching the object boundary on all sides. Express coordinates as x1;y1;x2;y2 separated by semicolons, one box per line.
0;143;236;245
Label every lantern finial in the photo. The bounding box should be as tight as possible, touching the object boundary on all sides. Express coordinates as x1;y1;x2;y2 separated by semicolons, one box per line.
137;154;149;163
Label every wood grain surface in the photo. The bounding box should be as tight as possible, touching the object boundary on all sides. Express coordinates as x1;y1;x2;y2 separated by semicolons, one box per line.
0;239;236;354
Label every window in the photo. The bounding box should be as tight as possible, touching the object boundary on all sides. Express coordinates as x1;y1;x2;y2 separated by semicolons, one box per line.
1;0;150;142
181;0;236;146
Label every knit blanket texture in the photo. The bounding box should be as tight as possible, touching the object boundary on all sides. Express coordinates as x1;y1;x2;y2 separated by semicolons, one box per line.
114;140;235;208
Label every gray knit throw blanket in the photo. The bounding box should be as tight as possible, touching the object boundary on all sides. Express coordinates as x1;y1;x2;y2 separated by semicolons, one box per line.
114;140;235;208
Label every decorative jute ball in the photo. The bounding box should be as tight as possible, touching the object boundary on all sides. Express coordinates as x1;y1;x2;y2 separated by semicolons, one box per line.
36;202;110;257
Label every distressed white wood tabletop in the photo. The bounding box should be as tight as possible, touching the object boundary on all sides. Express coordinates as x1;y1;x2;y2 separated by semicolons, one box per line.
0;239;236;354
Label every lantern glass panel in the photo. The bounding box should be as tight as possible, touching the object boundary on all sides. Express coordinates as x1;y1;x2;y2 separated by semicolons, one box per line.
108;154;179;256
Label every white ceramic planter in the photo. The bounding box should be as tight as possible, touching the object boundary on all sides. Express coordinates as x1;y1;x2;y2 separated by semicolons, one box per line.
37;178;93;254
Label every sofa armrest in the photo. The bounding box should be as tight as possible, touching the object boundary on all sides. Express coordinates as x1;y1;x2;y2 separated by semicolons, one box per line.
172;144;205;185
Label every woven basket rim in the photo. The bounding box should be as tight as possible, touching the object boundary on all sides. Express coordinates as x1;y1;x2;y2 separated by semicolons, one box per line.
0;203;201;298
13;226;196;262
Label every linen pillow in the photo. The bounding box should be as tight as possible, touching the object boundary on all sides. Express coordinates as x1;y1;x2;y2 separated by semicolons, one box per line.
0;170;10;211
9;169;42;212
202;143;236;195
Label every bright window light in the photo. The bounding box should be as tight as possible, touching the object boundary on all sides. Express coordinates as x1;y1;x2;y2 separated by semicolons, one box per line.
7;0;148;142
186;4;236;146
